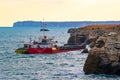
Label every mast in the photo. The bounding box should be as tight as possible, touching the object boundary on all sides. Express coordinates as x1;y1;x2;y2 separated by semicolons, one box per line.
75;26;77;45
40;19;46;37
29;35;32;43
40;19;49;38
42;19;45;36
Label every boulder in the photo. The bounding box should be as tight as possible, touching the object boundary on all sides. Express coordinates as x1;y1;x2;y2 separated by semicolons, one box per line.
83;47;120;75
83;47;111;74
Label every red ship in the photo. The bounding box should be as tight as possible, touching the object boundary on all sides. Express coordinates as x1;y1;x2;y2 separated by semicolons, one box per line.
15;35;86;54
15;21;86;54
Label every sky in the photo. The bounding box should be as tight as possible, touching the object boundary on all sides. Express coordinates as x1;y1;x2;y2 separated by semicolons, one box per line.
0;0;120;26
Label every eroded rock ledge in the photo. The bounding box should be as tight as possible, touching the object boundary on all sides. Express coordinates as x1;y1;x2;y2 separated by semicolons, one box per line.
68;24;120;46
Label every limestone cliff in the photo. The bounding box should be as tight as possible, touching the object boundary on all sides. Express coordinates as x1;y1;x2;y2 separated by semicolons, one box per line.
68;24;120;75
83;33;120;75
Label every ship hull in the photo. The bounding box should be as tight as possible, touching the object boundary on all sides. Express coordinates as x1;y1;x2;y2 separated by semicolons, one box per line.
15;44;86;54
15;48;84;54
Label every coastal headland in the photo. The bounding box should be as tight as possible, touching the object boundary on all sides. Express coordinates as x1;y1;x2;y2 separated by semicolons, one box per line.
68;24;120;75
13;21;120;27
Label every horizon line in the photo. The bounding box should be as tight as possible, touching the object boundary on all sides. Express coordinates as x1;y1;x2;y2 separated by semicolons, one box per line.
1;20;120;27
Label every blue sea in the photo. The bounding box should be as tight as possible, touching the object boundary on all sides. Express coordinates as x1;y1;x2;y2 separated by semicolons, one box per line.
0;26;120;80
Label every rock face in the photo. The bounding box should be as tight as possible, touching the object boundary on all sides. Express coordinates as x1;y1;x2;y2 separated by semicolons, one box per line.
67;34;87;45
84;47;111;74
68;24;120;75
83;33;120;75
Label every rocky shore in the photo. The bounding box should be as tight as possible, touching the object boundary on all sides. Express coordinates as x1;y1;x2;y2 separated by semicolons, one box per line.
68;24;120;75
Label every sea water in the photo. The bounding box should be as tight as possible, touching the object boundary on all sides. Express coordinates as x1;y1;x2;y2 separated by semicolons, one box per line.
0;27;120;80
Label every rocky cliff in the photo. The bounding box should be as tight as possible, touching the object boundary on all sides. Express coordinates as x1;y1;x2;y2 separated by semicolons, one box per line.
84;33;120;75
68;24;120;75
